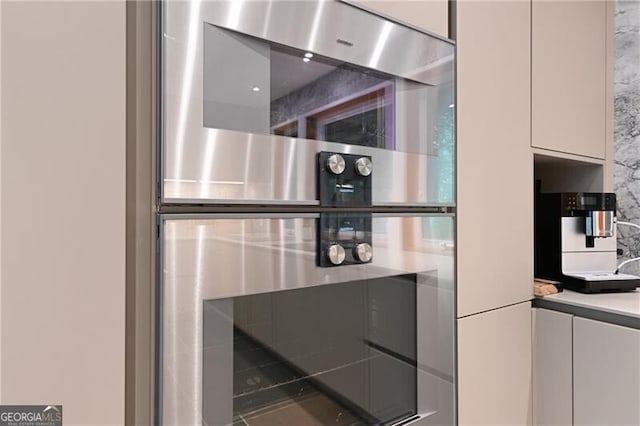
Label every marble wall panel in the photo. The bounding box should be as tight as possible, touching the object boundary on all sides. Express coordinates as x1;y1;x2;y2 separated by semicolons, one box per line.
615;1;640;274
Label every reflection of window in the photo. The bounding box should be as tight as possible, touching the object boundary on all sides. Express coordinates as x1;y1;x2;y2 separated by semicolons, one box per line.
305;86;393;149
205;25;449;156
265;39;396;148
272;120;298;138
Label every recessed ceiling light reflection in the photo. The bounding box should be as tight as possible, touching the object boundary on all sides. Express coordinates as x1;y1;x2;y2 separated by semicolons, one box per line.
303;57;310;63
448;104;455;108
304;52;313;58
252;86;261;92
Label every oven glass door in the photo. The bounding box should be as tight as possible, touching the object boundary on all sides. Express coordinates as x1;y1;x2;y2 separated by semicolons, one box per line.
159;213;455;425
161;1;455;206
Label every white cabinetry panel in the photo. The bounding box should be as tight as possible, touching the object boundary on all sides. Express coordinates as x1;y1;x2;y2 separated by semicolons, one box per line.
532;308;573;426
456;0;532;317
458;302;532;426
574;317;640;426
532;0;607;159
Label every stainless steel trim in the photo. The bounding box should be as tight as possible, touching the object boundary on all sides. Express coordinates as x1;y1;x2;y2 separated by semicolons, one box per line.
416;273;455;425
159;213;455;425
375;212;455;217
161;123;451;206
163;197;321;206
161;212;320;221
339;0;455;44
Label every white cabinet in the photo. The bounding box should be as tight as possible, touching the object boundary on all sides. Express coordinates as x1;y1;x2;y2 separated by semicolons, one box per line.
455;6;533;422
533;309;640;426
532;308;573;425
455;0;533;317
573;317;640;426
532;0;608;159
348;0;448;39
458;302;532;426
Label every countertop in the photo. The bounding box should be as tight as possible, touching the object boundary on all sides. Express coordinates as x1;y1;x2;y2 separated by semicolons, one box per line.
533;289;640;329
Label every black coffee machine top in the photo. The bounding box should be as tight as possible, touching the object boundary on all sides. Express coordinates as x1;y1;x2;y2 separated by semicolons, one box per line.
535;192;640;293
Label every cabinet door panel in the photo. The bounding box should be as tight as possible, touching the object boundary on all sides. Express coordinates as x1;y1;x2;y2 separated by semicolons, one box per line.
456;0;532;316
1;2;126;425
458;303;532;426
574;317;640;426
532;309;573;426
532;0;606;159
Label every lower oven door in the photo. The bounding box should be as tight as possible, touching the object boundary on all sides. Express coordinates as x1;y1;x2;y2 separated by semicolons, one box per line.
159;213;455;425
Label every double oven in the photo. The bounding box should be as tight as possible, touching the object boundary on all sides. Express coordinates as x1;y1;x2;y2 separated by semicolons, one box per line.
158;1;455;425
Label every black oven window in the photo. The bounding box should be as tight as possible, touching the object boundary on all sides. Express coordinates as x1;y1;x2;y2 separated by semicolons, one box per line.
322;107;386;148
202;275;418;426
203;24;399;149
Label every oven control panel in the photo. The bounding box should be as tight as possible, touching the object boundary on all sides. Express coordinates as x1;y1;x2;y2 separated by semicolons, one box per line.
317;152;372;207
317;151;373;267
318;213;372;267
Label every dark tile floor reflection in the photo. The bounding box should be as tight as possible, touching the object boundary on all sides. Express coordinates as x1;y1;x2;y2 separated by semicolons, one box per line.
232;331;363;426
234;393;361;426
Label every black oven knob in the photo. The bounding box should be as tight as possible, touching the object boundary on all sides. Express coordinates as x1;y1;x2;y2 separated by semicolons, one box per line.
326;154;346;175
327;244;346;265
353;243;373;263
354;157;372;176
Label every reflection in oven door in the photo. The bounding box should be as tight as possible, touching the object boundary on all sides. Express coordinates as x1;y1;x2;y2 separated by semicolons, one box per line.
204;275;417;426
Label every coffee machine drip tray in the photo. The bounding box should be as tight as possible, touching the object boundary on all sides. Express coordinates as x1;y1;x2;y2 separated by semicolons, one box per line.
566;272;640;281
562;272;640;293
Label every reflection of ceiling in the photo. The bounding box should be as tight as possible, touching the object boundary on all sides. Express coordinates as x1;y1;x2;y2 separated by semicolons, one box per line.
270;50;337;101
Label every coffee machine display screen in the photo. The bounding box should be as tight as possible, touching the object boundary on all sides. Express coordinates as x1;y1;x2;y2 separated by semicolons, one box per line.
581;195;597;206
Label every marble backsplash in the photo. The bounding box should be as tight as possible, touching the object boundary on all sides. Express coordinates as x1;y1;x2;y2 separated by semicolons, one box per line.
615;1;640;274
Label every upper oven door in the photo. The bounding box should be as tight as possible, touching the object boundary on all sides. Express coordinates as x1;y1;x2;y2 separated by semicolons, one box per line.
161;0;455;206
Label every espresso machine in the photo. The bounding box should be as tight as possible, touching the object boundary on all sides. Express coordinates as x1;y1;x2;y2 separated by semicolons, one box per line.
535;192;640;293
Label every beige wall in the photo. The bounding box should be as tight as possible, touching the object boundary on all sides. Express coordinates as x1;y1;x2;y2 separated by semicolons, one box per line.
0;2;126;425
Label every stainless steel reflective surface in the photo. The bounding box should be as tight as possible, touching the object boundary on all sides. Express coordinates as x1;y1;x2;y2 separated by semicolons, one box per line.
159;2;456;424
327;153;346;175
586;210;614;238
561;217;617;252
162;132;448;205
327;243;347;265
355;157;373;177
562;252;618;274
561;217;617;275
354;242;373;263
162;0;455;205
160;213;455;425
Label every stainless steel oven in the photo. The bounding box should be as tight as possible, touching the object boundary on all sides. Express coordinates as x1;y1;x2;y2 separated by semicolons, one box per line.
160;214;454;425
161;0;454;206
158;1;455;425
